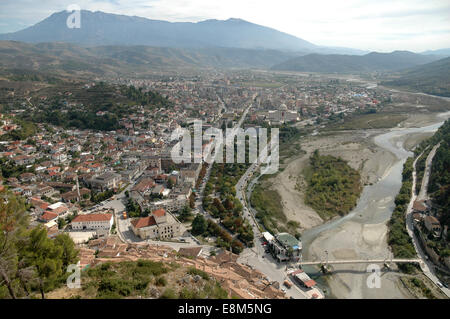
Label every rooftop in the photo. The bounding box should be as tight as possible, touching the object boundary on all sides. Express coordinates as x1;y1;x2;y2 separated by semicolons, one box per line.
131;216;157;229
276;232;301;249
72;213;113;223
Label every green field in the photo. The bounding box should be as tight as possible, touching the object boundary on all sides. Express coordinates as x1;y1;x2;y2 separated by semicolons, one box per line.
326;113;407;130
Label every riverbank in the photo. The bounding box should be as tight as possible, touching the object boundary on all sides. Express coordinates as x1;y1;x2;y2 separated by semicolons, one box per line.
266;128;398;232
303;113;450;299
252;107;449;298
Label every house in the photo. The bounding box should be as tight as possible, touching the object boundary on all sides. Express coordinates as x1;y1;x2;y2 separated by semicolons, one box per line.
89;172;121;191
30;197;49;213
47;202;70;217
19;172;36;183
290;269;317;289
13;155;34;165
270;233;302;262
39;211;59;223
130;208;181;240
152;184;165;196
132;178;155;194
61;188;91;202
35;185;56;197
412;200;428;214
51;152;67;163
424;216;441;236
71;213;113;231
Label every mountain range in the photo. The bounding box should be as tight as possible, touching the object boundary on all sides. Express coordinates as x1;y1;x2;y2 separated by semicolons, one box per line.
271;51;443;73
0;41;304;74
0;10;366;55
381;56;450;97
0;10;449;81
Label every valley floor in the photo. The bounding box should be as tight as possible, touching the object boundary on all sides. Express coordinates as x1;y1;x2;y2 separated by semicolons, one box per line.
257;108;449;299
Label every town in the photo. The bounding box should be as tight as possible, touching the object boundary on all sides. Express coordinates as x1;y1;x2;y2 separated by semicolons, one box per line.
0;68;396;299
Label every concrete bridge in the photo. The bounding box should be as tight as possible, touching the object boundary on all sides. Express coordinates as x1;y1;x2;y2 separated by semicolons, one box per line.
297;258;422;266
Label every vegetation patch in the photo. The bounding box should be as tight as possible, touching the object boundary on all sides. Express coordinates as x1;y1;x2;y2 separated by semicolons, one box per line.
387;157;417;273
250;183;286;235
303;150;362;220
79;260;227;299
325;112;407;131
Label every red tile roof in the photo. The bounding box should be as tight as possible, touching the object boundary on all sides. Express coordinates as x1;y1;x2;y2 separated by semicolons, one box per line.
304;279;316;288
72;214;112;223
413;200;427;212
40;211;58;221
152;208;166;217
131;216;157;229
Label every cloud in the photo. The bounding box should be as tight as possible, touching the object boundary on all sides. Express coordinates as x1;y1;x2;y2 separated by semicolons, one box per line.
0;0;449;52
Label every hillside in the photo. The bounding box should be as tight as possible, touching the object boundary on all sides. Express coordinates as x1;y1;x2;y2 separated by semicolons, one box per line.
0;74;172;132
271;51;441;73
425;119;450;230
0;41;299;74
381;57;450;97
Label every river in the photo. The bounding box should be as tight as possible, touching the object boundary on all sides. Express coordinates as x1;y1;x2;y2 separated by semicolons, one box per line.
300;110;450;298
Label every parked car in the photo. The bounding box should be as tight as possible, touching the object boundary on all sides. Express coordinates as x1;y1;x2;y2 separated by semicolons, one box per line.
283;280;292;288
437;282;443;288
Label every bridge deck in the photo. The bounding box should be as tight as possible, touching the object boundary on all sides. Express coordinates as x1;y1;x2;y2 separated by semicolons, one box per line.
297;259;421;266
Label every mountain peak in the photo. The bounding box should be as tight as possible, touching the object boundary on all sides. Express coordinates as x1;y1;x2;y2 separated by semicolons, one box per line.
0;10;316;51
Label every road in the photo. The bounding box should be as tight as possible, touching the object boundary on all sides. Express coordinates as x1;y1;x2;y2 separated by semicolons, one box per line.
194;98;255;229
233;142;313;299
406;142;450;297
297;258;422;266
417;143;440;201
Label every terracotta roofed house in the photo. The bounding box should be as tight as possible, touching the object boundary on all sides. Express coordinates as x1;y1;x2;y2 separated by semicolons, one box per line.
424;216;441;236
71;213;113;231
130;208;181;240
39;211;59;223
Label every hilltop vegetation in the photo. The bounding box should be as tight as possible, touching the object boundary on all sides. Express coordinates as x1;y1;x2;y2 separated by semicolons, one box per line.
415;119;450;231
303;150;362;220
0;40;298;75
1;77;172;131
382;57;450;97
0;190;79;299
72;260;228;299
272;51;440;73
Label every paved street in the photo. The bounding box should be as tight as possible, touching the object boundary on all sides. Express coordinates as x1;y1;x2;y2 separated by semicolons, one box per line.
406;144;450;297
234;143;311;298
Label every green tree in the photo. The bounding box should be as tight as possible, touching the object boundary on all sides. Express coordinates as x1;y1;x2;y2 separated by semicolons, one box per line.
179;206;193;222
0;190;29;299
191;215;207;236
57;217;66;230
18;227;63;299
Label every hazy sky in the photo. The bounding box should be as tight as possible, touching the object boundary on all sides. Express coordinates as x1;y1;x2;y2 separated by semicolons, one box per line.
1;0;449;52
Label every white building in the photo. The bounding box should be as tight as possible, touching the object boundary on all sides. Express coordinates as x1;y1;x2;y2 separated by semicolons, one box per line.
131;209;181;240
71;213;113;231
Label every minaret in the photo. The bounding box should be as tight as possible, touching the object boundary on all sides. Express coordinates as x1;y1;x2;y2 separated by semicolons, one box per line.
76;175;81;199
